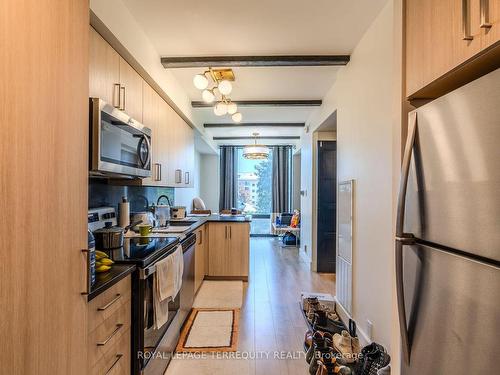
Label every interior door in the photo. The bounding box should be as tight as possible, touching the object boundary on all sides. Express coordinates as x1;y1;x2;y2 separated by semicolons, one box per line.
317;141;337;273
399;243;500;374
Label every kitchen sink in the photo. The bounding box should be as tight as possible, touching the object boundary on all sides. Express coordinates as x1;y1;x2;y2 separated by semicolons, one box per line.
168;220;197;226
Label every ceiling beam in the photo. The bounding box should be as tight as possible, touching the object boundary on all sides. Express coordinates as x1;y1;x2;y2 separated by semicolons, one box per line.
204;122;305;128
213;136;300;140
161;55;350;68
192;100;322;108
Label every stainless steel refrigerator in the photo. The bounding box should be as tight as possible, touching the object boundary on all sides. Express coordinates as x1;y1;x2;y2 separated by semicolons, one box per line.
395;68;500;374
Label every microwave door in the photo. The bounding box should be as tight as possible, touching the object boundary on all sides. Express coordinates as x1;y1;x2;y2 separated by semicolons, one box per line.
98;111;151;177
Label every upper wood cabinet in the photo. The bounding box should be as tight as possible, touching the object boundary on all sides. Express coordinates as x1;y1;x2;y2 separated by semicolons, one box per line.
89;28;120;107
89;26;195;188
89;27;143;121
119;58;143;122
482;0;500;48
141;83;161;186
406;0;500;99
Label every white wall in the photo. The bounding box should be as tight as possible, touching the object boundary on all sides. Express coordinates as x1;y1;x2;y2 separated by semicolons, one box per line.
302;0;400;352
174;151;201;209
199;154;220;213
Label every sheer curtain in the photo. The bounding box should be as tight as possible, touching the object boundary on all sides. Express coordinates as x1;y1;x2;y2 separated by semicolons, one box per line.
271;146;292;230
219;146;238;212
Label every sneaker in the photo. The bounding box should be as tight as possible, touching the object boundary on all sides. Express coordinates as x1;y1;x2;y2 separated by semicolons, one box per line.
332;330;356;364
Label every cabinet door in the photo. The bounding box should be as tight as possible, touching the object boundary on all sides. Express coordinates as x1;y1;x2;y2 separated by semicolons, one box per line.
406;0;481;97
89;27;120;106
141;83;160;186
157;99;172;186
481;0;500;48
208;224;229;276
227;223;250;277
1;0;89;373
195;226;206;291
184;125;195;188
119;57;143;121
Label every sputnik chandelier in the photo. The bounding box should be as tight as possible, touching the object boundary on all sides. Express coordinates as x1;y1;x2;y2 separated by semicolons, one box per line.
193;68;242;123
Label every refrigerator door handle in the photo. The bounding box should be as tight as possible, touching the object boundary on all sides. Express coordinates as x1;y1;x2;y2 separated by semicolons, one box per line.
395;239;412;364
395;112;418;364
396;112;418;237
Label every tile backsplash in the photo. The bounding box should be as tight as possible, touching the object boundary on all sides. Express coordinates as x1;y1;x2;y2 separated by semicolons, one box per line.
89;178;174;213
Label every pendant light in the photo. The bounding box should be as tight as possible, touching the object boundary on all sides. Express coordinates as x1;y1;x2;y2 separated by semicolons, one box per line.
231;112;243;123
214;102;228;116
243;133;269;160
193;73;209;90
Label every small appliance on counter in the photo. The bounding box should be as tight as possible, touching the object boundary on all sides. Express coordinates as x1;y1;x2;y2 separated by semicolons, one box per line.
170;206;186;219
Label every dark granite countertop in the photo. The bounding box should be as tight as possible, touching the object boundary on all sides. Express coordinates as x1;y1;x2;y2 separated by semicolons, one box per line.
180;214;252;233
88;264;136;301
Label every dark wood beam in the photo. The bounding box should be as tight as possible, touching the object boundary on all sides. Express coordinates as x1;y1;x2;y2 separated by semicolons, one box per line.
161;55;350;68
192;100;322;108
213;136;300;140
204;122;305;128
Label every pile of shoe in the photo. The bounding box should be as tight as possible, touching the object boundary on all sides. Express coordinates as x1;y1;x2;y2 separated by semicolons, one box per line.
302;297;390;375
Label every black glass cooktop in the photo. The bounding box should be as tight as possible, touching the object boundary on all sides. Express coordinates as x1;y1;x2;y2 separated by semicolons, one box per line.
108;236;180;267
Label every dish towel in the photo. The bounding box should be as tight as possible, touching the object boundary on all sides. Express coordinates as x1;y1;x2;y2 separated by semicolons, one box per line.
153;245;184;329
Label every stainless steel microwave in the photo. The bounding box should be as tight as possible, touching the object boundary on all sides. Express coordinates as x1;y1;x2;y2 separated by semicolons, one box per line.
90;98;152;178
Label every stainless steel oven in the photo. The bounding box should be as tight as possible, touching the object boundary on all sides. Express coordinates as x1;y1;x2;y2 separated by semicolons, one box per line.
90;98;152;178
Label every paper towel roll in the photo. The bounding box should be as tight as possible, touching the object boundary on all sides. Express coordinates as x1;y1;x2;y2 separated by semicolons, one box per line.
119;197;130;228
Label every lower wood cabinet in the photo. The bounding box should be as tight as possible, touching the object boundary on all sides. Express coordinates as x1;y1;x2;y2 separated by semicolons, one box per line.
194;224;207;292
88;276;131;374
207;222;250;279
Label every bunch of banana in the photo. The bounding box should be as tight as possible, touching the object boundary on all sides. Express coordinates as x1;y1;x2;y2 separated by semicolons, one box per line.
95;250;114;273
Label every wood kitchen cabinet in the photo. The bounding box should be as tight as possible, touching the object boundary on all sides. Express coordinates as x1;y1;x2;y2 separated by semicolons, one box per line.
406;0;500;99
208;223;250;279
119;57;143;122
89;27;143;121
88;276;131;375
1;0;89;373
89;27;120;107
195;225;207;292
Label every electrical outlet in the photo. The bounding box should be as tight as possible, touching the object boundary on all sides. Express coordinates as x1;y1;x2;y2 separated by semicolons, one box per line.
366;320;373;340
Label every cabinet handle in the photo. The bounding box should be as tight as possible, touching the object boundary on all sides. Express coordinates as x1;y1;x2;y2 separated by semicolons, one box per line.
97;324;123;346
105;354;123;375
225;226;227;239
113;83;121;108
154;163;161;181
97;294;122;311
120;86;126;110
175;169;182;184
80;249;90;295
462;0;474;40
185;171;190;184
198;230;203;245
480;0;492;28
229;226;232;239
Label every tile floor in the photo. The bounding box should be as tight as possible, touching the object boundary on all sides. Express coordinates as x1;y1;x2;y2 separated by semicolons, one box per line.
166;237;335;375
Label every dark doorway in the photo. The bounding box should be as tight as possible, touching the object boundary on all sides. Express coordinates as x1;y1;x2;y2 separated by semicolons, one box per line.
317;141;337;273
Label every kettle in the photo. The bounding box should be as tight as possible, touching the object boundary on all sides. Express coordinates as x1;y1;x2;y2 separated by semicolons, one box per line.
155;205;171;227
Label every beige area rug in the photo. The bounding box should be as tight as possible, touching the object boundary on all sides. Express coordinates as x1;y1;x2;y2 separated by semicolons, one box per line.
176;308;240;353
193;281;243;308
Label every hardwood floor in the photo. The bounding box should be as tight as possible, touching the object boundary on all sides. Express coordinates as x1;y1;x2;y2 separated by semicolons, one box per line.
166;237;335;375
